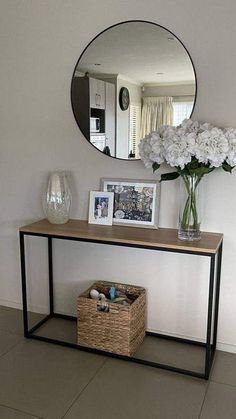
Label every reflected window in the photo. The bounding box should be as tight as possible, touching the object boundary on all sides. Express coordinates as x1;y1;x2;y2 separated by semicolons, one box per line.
173;101;194;126
129;103;141;159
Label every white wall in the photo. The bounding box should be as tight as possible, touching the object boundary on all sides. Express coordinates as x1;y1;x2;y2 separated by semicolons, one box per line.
1;0;236;352
116;77;141;158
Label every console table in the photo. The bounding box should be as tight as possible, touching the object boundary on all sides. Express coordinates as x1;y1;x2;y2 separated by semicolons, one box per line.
19;219;223;379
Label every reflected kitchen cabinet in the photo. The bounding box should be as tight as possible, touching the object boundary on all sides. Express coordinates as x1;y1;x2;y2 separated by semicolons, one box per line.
90;77;105;109
71;75;90;140
71;74;116;155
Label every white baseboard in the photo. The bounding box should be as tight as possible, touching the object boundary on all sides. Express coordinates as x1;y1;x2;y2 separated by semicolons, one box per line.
1;300;236;354
216;342;236;354
0;299;22;310
0;299;76;317
0;299;47;315
147;327;236;354
147;327;205;343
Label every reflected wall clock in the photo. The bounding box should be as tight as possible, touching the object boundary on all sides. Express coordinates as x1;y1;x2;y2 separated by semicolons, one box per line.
119;87;130;111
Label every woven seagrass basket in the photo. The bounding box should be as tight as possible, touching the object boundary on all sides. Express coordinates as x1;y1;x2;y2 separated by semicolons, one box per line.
77;281;146;356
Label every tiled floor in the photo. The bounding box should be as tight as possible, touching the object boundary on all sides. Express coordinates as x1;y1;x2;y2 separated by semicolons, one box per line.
0;307;236;418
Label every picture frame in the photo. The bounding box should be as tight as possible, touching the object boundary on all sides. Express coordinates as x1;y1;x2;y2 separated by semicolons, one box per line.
88;191;114;226
101;178;160;228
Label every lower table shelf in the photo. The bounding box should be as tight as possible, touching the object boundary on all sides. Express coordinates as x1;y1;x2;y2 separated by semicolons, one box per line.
26;311;210;379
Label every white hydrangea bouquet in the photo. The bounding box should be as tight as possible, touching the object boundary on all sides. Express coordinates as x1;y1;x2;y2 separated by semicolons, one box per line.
138;119;236;240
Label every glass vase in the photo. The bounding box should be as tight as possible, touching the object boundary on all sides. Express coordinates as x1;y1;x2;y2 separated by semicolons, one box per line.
178;174;202;241
44;171;71;224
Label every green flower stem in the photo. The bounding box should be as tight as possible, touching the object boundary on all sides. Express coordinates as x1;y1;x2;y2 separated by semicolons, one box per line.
180;175;201;231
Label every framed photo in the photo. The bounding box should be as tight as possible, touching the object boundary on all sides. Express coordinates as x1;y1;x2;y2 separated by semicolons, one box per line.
88;191;114;225
101;178;160;228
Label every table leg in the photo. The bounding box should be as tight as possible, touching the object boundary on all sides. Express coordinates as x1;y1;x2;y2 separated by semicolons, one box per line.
213;242;223;351
204;254;216;379
20;232;29;337
48;237;54;315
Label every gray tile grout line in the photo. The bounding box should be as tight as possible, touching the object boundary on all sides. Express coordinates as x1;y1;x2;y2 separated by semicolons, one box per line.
0;329;22;337
198;379;236;419
210;379;236;389
197;352;218;419
60;357;109;419
0;339;24;359
0;324;23;336
197;379;210;419
0;402;44;418
197;349;236;419
209;350;236;388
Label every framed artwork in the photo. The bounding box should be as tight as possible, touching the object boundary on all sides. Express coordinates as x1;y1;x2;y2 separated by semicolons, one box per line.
88;191;114;225
101;178;160;228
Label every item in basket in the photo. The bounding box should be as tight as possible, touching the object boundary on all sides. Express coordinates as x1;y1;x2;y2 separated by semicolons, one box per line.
116;290;127;298
90;289;108;303
107;287;133;305
116;292;133;305
90;289;100;300
90;285;132;305
112;297;129;305
109;286;116;300
97;298;109;312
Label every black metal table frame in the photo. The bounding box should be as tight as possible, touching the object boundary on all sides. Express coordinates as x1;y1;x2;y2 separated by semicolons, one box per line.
19;231;223;380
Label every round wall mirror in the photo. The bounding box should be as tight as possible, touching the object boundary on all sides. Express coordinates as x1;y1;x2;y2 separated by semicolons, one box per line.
71;20;197;160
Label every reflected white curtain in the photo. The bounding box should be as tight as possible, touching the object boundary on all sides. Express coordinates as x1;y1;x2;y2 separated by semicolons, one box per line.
140;96;173;138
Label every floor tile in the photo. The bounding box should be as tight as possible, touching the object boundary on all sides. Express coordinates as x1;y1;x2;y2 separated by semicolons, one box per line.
0;306;44;336
0;404;40;418
0;339;106;419
200;381;236;419
135;335;205;373
0;329;22;357
34;317;77;344
64;358;207;419
211;350;236;386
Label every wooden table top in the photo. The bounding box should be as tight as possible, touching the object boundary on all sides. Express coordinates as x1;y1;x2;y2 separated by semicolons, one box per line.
20;219;223;254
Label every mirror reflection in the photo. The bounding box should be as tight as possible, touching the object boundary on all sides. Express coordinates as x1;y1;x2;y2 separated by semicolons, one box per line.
71;21;196;160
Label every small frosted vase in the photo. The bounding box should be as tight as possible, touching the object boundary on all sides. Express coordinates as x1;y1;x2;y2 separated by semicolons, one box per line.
178;174;202;241
44;171;71;224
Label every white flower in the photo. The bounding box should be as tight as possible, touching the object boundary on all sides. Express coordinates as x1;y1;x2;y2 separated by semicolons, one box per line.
180;119;200;133
163;130;196;169
139;119;235;173
157;125;170;136
139;131;165;167
195;128;229;167
199;122;214;132
180;119;215;135
224;128;236;167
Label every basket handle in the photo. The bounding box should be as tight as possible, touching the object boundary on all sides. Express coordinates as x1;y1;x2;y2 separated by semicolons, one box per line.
96;301;120;314
96;301;109;312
